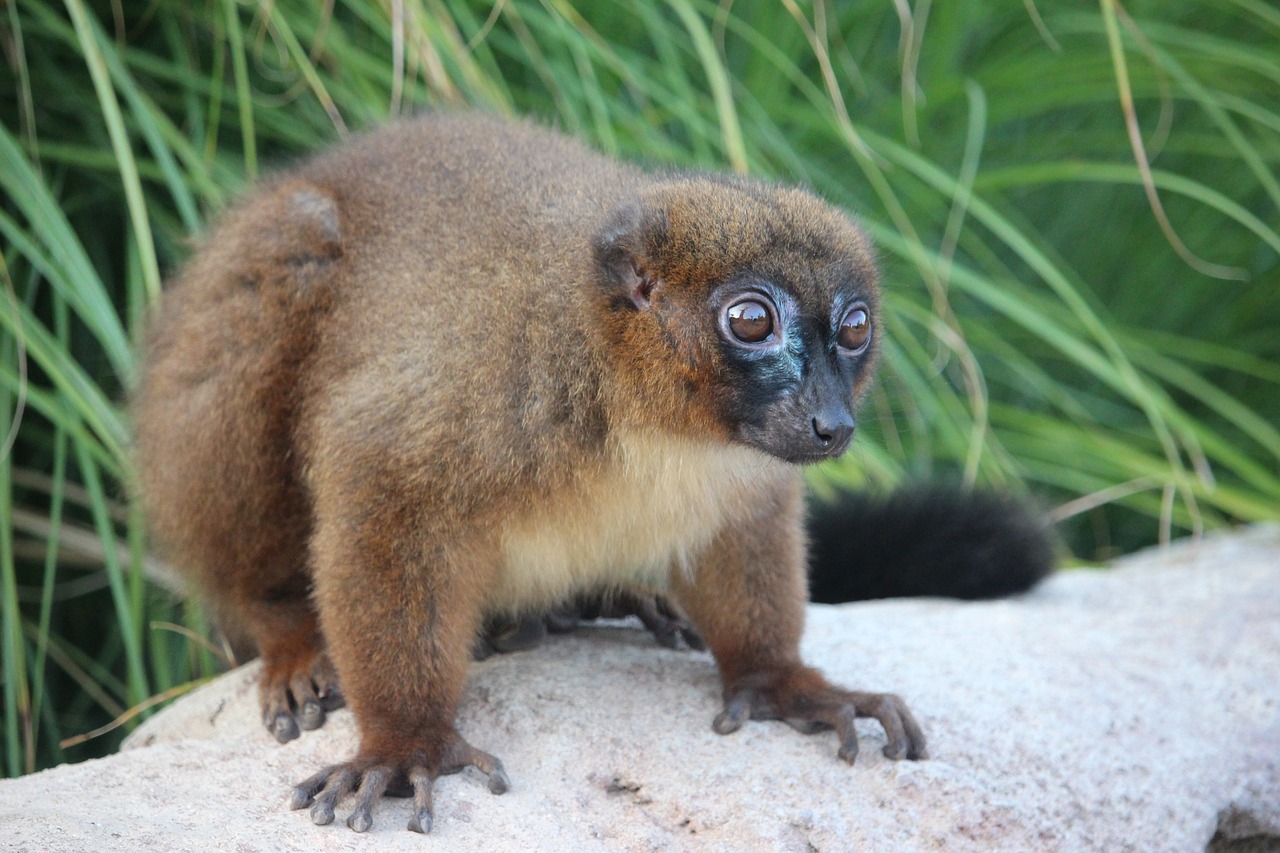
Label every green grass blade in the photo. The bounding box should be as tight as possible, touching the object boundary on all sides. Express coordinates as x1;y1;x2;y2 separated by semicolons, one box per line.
62;0;163;313
0;128;134;385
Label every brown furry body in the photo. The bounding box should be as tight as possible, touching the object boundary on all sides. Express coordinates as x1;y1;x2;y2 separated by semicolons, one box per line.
135;114;924;833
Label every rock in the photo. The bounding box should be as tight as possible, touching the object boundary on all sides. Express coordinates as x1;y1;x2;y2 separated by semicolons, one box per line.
1;527;1277;851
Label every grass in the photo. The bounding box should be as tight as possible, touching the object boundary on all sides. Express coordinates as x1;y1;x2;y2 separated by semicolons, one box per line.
1;0;1276;775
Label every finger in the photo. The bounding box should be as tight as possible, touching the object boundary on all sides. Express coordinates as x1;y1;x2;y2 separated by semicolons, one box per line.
480;754;511;795
288;671;325;731
680;624;707;651
867;694;911;760
625;595;679;648
290;764;337;810
270;711;300;744
650;597;705;650
311;658;344;711
713;691;753;735
474;752;511;795
897;701;928;760
543;608;580;633
310;766;358;826
346;766;391;833
406;766;434;834
491;615;546;653
471;635;498;660
834;705;860;764
317;682;344;712
447;741;511;794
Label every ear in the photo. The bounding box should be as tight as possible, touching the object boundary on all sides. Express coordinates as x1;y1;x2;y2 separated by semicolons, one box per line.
592;199;666;311
269;183;344;266
288;186;341;246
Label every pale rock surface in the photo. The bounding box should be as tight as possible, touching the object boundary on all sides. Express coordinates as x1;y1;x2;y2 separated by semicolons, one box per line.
1;527;1277;852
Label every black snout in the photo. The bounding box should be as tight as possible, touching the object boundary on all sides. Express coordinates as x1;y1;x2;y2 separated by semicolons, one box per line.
811;410;854;454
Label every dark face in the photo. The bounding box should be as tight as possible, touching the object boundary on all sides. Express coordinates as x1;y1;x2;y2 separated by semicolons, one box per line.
709;271;876;465
591;177;881;461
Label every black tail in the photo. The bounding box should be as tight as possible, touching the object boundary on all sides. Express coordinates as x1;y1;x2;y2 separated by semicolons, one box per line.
807;484;1056;603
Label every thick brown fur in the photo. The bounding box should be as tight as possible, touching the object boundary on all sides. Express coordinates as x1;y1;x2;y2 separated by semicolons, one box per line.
134;113;924;834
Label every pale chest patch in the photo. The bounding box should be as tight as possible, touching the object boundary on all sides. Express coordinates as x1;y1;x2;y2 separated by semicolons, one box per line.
492;429;788;611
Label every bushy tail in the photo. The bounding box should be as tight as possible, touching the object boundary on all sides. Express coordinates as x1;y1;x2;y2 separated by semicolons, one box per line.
807;484;1056;603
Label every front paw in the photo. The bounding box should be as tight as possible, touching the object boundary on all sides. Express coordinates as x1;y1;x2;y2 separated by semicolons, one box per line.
289;733;510;833
259;649;344;744
713;666;926;763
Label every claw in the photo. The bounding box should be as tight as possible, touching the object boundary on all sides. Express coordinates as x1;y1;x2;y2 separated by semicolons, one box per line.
488;765;511;795
319;686;345;711
897;701;927;760
271;712;300;744
310;800;335;826
713;691;752;735
445;738;511;796
289;788;314;811
407;809;433;834
297;699;325;731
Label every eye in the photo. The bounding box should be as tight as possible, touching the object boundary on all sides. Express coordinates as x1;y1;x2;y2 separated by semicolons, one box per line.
838;304;872;353
725;299;775;344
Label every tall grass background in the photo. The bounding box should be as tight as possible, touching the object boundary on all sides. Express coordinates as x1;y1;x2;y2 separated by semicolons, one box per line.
1;0;1276;775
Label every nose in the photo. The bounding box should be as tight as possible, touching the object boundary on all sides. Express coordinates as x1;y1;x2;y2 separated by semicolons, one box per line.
811;410;854;453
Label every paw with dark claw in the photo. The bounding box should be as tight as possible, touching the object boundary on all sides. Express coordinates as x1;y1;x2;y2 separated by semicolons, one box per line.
472;613;549;660
289;733;510;833
552;591;706;651
260;651;344;744
713;666;926;763
619;591;706;651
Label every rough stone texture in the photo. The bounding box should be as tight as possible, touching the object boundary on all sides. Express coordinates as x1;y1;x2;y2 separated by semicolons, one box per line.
1;527;1277;852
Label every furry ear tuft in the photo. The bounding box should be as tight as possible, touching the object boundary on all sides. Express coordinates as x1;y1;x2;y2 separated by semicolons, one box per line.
288;187;342;245
251;184;345;276
593;199;666;311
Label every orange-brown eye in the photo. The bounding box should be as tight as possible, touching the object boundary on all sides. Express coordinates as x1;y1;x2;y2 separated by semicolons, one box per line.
726;299;773;343
838;305;871;353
